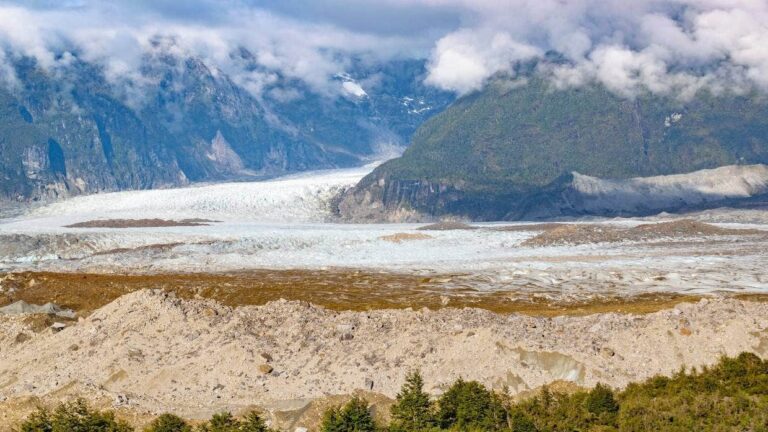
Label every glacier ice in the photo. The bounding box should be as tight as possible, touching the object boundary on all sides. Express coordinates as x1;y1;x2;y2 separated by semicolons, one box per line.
1;164;767;300
27;163;376;223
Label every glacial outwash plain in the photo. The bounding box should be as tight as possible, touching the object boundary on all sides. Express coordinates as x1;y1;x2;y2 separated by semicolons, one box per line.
2;165;768;430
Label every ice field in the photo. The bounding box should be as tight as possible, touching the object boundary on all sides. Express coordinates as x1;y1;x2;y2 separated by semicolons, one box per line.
1;164;767;301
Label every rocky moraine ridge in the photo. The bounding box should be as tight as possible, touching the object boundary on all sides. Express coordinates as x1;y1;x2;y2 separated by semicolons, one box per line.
0;290;767;430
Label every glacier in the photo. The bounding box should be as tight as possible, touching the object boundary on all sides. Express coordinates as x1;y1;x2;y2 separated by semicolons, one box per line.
0;163;767;301
25;163;378;224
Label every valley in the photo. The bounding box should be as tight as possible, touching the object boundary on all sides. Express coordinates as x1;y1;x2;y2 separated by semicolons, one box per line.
2;2;768;429
2;167;768;430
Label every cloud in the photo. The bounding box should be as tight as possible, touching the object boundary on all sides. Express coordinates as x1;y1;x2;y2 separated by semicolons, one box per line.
419;0;768;96
0;0;766;100
424;28;541;94
0;1;422;101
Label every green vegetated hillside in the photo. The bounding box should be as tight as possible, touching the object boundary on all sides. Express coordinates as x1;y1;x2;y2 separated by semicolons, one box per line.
0;47;452;203
339;75;768;221
18;353;768;431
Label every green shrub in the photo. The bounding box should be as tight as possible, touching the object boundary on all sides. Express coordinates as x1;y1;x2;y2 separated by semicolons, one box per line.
585;384;619;416
583;382;620;427
511;352;768;432
513;388;594;431
198;412;240;432
239;412;274;432
17;353;768;432
390;371;435;431
616;352;768;431
144;414;191;432
435;379;506;431
320;396;378;432
506;409;537;432
196;411;275;432
19;399;133;432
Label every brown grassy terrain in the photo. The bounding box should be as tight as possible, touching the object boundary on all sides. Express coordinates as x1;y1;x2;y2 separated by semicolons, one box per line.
491;223;566;232
522;219;765;247
0;270;710;317
417;221;477;230
378;233;433;243
65;218;217;228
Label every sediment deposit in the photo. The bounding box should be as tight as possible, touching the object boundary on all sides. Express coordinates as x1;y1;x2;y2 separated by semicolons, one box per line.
0;290;766;430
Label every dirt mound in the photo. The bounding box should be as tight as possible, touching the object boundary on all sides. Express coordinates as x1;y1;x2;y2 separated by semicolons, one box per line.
522;225;628;246
378;233;433;243
523;219;764;247
491;223;565;232
417;221;476;231
65;218;216;228
631;219;762;237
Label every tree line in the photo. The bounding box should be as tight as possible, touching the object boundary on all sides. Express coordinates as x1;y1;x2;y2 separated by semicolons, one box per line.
18;352;768;431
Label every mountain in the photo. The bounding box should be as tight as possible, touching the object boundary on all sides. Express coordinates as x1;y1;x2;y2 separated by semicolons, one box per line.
0;41;452;204
338;76;768;221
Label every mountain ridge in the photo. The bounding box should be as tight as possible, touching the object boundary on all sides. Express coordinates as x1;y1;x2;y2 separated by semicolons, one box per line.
338;76;768;221
0;45;452;204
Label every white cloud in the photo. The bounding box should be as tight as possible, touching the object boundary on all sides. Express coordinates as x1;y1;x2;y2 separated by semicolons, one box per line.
0;3;413;101
425;29;540;93
0;48;18;88
420;0;768;96
0;0;766;100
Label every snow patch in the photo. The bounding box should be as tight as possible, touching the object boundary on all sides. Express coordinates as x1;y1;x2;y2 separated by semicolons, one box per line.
342;81;367;98
400;96;431;114
335;72;368;98
664;112;683;127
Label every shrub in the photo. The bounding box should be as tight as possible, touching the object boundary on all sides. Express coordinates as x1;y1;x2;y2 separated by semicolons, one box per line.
144;413;191;432
239;412;274;432
506;409;537;432
320;396;378;432
199;412;240;432
436;378;506;431
19;399;133;432
616;353;768;431
586;383;619;417
196;411;275;432
513;389;592;431
390;370;435;431
17;353;768;432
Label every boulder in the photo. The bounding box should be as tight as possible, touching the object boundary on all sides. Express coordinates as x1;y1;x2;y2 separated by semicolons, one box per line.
0;300;76;318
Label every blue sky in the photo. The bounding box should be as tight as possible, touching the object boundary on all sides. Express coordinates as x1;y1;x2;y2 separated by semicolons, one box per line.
10;0;465;37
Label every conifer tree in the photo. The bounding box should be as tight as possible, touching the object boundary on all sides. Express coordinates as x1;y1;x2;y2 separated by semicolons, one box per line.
390;370;434;431
320;396;377;432
144;413;192;432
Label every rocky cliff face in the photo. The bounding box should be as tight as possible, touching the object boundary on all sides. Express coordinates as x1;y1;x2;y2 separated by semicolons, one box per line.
336;175;510;222
339;165;768;222
0;61;188;203
338;76;768;221
508;164;768;220
0;45;452;204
